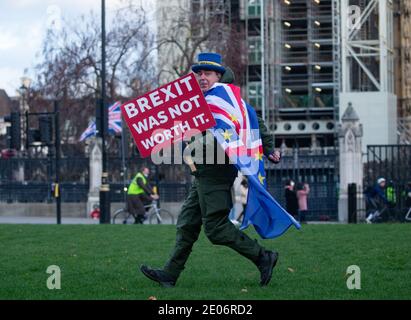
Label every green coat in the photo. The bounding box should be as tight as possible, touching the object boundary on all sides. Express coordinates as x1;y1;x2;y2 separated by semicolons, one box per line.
162;115;275;279
187;116;274;178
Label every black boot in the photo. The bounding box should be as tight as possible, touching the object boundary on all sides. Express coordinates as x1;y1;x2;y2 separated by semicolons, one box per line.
255;250;279;286
134;215;144;224
140;265;177;288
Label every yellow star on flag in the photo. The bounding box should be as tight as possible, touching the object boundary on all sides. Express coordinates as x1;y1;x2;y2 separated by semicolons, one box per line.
254;151;263;161
230;114;238;123
258;173;266;185
222;130;233;141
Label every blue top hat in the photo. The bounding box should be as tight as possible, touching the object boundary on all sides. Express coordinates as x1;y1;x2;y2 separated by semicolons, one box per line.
191;52;226;74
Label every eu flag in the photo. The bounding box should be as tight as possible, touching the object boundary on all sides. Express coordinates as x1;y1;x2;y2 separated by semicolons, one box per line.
205;83;301;239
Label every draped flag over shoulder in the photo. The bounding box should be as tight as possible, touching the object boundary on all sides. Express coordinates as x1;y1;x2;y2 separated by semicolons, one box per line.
79;101;122;141
205;83;301;239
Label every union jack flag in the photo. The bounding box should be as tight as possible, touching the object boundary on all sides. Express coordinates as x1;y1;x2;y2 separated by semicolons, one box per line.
79;101;122;141
107;101;122;134
205;83;301;239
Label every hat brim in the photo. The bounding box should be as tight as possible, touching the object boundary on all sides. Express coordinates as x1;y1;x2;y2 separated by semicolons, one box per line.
192;64;226;74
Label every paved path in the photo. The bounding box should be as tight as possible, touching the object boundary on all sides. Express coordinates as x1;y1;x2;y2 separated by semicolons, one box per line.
0;216;176;225
0;216;100;224
0;216;339;225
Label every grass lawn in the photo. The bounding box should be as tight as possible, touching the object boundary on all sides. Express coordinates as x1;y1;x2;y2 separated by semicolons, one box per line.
0;223;410;300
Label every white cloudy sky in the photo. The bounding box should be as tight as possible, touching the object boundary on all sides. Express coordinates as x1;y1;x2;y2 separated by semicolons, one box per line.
0;0;155;96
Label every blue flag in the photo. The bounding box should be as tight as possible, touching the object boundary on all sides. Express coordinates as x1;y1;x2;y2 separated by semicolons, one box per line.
205;83;301;239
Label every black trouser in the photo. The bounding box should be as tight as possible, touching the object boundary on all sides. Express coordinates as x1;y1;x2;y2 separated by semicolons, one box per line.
299;210;307;223
163;177;263;279
127;194;150;221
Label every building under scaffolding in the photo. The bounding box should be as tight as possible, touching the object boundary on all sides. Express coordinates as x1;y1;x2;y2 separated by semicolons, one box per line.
240;0;403;151
339;0;397;151
157;0;403;149
240;0;340;149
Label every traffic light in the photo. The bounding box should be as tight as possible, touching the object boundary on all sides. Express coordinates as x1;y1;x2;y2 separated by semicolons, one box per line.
4;112;21;150
39;115;53;145
27;128;41;145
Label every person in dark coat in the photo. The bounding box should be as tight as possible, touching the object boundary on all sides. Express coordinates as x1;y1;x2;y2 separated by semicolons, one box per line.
284;179;298;219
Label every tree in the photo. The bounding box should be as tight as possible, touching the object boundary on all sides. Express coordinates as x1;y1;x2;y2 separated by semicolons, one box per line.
156;1;247;85
32;1;157;156
35;1;156;100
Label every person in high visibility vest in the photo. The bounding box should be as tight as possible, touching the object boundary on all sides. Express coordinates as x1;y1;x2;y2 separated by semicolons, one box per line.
385;180;398;220
385;180;396;205
127;166;159;224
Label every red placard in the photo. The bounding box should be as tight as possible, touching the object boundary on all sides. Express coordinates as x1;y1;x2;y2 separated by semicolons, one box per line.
121;73;216;158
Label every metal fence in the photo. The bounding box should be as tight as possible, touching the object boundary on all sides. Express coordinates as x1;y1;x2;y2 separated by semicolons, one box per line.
0;157;89;203
0;157;192;203
3;146;409;222
265;151;339;221
0;151;340;220
365;145;411;187
0;182;89;203
362;145;411;221
0;157;89;183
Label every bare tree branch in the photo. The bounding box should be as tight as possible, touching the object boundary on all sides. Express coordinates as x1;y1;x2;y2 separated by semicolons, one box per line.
156;2;246;84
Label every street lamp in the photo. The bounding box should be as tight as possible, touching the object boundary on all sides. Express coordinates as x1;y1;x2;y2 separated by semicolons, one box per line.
99;0;111;224
19;76;32;153
21;77;32;91
260;0;266;122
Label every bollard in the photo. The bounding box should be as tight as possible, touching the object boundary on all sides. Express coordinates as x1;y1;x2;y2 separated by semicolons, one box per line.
348;183;357;223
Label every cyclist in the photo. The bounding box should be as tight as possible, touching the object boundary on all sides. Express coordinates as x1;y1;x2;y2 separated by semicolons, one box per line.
365;177;389;223
127;166;159;224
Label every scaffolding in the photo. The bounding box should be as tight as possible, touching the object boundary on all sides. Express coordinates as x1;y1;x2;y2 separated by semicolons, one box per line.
339;0;398;150
161;0;341;147
332;0;341;146
243;0;339;148
160;0;399;148
341;0;395;93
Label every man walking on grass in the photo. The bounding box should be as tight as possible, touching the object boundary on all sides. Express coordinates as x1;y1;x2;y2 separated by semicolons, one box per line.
141;52;299;287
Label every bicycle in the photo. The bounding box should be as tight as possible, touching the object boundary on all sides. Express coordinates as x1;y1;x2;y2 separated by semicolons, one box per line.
405;206;411;222
365;205;388;224
112;199;175;225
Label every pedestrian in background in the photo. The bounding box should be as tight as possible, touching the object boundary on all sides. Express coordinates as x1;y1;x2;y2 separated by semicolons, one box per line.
234;177;249;224
284;179;298;219
296;182;310;223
